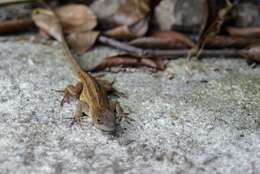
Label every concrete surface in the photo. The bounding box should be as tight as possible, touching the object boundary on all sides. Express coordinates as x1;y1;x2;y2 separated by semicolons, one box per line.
0;40;260;174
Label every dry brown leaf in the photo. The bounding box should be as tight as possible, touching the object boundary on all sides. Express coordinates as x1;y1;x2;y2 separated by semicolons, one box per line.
105;17;148;40
111;0;150;26
151;31;196;48
105;25;134;40
130;37;174;49
205;35;260;49
90;0;150;29
227;27;260;38
32;8;63;41
92;55;139;71
66;31;99;54
0;18;34;34
129;31;195;50
56;4;97;33
91;0;149;40
130;37;190;49
32;7;98;54
91;54;166;71
140;58;166;70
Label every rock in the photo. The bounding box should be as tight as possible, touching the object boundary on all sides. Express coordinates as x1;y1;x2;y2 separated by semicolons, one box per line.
0;39;260;174
155;0;204;33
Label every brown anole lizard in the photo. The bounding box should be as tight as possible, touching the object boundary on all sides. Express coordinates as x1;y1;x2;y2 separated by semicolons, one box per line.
32;8;126;132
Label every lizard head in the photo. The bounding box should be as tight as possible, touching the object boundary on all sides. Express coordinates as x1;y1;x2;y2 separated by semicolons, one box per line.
93;108;116;132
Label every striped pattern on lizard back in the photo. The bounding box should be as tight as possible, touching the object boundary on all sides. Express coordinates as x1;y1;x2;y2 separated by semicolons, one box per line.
78;72;110;110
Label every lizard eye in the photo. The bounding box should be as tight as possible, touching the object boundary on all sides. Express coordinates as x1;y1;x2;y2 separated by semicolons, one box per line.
97;118;103;124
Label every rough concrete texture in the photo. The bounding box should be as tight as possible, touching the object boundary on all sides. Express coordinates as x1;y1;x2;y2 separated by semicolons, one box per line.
0;40;260;174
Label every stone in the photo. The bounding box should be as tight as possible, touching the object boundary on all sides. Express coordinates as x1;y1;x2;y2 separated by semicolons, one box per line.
0;39;260;174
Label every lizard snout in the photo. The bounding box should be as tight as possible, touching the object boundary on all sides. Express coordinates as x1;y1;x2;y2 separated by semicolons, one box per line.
95;120;116;132
94;109;116;132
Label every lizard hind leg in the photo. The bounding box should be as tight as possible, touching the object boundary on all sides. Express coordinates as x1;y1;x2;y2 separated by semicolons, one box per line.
61;82;83;106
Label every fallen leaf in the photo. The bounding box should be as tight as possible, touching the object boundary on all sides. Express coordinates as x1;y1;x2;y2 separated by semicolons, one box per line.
105;25;133;40
56;4;97;33
91;0;149;40
91;55;138;71
66;31;99;53
91;54;166;71
32;7;98;54
152;31;196;48
32;8;63;41
140;57;166;70
130;37;176;49
129;37;190;49
90;0;150;29
205;35;260;48
105;16;148;40
0;18;34;34
227;27;260;38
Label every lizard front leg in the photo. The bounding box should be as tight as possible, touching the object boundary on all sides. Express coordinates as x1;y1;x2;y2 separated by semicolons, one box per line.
61;82;83;106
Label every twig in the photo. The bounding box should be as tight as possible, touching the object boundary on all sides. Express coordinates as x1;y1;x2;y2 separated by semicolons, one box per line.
98;35;247;59
98;35;145;56
0;18;34;34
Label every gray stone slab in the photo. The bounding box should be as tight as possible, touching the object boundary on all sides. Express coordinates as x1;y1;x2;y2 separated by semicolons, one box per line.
0;40;260;174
